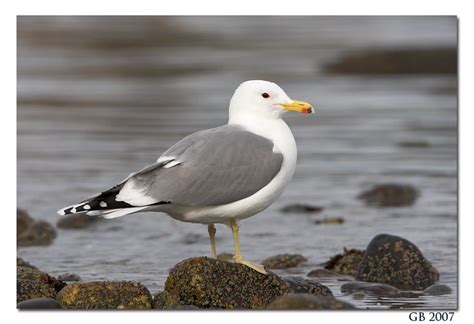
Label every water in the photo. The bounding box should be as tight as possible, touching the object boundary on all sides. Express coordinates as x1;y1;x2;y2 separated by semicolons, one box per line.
17;16;457;309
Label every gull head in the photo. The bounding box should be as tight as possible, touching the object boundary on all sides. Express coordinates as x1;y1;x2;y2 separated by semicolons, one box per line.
228;80;314;123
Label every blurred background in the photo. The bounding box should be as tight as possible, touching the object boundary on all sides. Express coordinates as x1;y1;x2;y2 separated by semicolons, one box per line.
17;16;457;309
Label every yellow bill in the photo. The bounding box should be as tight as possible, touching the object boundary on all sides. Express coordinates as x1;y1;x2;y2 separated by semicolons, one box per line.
282;100;314;114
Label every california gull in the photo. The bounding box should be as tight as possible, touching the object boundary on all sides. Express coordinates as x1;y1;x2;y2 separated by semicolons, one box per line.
58;80;314;274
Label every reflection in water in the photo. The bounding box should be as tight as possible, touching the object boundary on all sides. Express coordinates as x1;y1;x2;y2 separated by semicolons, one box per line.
17;16;457;309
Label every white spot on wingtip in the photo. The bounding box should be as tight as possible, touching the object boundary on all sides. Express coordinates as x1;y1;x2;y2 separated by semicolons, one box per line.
58;210;65;216
100;201;107;208
71;208;77;213
83;204;91;210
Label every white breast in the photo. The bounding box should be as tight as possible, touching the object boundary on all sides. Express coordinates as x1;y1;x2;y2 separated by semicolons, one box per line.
163;118;297;224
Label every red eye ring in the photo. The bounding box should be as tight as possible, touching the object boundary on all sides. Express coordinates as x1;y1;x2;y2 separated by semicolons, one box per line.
262;93;270;99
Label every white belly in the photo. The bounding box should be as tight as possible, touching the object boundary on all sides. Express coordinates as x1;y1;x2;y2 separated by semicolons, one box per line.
160;120;297;224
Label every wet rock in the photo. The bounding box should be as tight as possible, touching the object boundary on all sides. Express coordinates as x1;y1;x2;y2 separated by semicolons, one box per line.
57;273;82;282
164;257;288;309
267;293;355;310
57;281;153;309
56;213;100;229
314;217;345;225
357;184;419;207
17;209;56;246
323;47;456;75
17;266;66;292
153;291;199;310
17;298;63;309
17;257;37;269
17;280;57;303
261;254;307;269
355;234;439;290
280;204;323;214
341;281;401;297
284;276;333;297
423;284;452;296
324;248;365;276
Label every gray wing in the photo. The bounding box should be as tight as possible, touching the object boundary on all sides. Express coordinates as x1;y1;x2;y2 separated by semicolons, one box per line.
116;125;284;207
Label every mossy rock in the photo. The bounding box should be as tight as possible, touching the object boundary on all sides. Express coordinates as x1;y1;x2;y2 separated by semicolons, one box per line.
355;234;439;290
17;279;57;303
17;266;66;292
17;257;37;269
261;254;307;269
164;257;289;309
153;291;199;310
324;248;365;275
57;281;153;309
284;276;333;297
357;184;419;207
267;293;355;310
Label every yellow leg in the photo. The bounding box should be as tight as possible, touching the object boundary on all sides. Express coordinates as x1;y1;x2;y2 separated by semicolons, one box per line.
208;224;217;259
230;219;267;274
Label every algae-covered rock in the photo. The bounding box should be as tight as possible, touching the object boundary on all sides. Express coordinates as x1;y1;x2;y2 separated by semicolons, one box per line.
153;291;199;310
356;234;439;290
164;257;288;309
57;281;153;309
17;297;63;309
57;273;82;282
357;184;419;207
17;279;57;303
17;209;56;246
56;213;100;229
17;257;37;269
314;217;345;225
267;293;355;310
324;248;365;275
261;254;307;269
284;276;333;297
17;266;66;292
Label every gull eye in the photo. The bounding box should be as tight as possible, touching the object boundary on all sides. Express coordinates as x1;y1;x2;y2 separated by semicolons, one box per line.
262;92;270;99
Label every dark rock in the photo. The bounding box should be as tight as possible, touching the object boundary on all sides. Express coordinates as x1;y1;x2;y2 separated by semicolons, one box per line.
56;213;100;229
261;254;307;269
267;293;355;310
357;184;419;207
423;284;452;296
17;280;57;303
284;276;333;297
17;257;37;269
280;204;323;214
324;248;365;276
355;234;439;290
17;298;63;309
17;266;66;292
153;291;199;310
351;292;366;300
341;281;402;297
57;273;82;282
57;281;153;309
314;217;345;225
164;257;288;309
323;47;456;75
17;209;56;246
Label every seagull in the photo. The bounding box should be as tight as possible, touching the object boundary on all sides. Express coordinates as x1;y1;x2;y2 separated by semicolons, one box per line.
58;80;314;274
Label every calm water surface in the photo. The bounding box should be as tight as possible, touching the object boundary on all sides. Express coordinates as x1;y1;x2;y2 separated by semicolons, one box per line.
17;17;457;309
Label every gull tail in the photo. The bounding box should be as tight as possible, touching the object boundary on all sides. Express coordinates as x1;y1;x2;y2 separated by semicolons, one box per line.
57;182;169;219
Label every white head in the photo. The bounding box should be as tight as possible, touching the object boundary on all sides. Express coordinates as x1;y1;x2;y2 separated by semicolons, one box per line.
228;80;314;124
